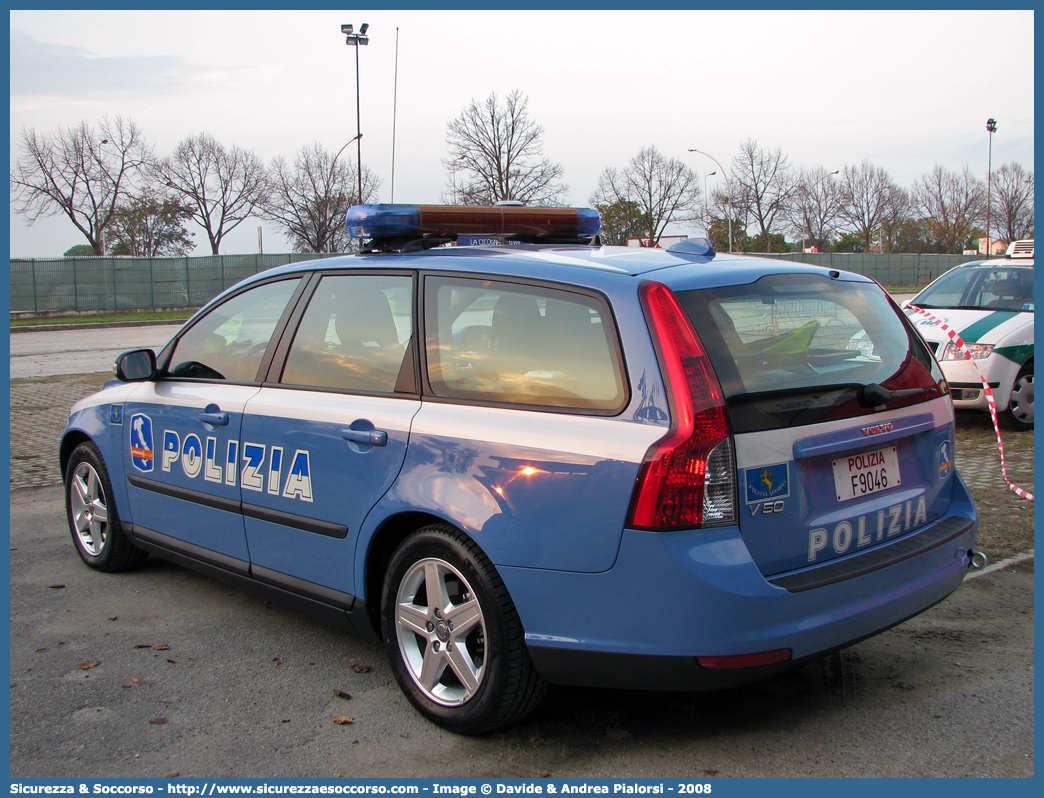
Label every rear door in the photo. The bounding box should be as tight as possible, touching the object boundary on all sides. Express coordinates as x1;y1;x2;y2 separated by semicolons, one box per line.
677;273;955;578
239;272;419;600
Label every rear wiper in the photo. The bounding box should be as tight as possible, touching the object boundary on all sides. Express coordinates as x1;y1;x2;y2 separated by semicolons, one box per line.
859;383;937;407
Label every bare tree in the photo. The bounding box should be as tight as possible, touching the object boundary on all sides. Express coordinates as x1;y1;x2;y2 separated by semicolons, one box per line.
10;116;153;255
837;160;898;253
156;133;270;254
788;167;842;250
878;187;913;253
730;139;794;252
443;90;567;206
913;166;986;254
262;142;381;253
990;162;1034;243
590;146;701;246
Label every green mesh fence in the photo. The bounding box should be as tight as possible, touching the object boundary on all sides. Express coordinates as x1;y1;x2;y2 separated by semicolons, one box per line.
9;253;334;313
10;251;985;314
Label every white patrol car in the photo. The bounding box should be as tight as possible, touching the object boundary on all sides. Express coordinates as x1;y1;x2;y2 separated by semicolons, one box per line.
906;240;1034;430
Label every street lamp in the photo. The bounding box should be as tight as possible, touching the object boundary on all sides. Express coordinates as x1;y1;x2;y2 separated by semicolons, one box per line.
704;171;716;222
341;22;370;203
798;169;839;256
986;118;997;256
328;134;363;252
688;149;732;253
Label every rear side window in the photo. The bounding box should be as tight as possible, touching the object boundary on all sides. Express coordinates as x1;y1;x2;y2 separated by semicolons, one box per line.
677;274;942;432
425;276;626;411
280;274;413;393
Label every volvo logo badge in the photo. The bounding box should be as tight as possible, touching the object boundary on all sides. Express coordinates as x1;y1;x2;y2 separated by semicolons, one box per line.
862;422;895;437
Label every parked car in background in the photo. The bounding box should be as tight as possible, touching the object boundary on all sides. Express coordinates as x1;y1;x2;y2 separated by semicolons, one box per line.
62;204;979;733
905;240;1034;430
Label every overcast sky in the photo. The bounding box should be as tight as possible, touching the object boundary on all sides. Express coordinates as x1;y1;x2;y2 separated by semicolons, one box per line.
8;8;1035;258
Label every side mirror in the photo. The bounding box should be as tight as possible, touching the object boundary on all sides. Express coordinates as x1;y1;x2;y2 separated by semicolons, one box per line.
115;349;157;382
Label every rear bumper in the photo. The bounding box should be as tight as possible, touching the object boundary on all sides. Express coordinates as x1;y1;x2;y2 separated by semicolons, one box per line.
502;474;977;690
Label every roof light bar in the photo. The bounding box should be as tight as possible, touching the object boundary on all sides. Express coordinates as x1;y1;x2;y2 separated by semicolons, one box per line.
346;204;600;241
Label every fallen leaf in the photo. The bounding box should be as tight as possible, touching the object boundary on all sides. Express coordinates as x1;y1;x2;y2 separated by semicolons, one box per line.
121;684;132;689
606;727;631;740
10;683;16;688
539;771;551;778
349;664;371;673
148;718;168;725
330;715;354;725
165;774;180;779
49;584;65;589
78;661;101;670
703;770;718;777
35;648;47;653
167;659;177;664
131;676;147;685
281;719;291;723
151;644;170;651
333;689;352;700
272;658;282;669
108;617;118;622
352;740;359;745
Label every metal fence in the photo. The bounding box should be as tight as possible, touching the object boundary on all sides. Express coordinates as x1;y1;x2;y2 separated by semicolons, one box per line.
9;251;985;315
8;253;339;314
752;252;985;285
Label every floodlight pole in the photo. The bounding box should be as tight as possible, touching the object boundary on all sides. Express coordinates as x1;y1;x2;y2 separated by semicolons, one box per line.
688;148;732;253
342;23;370;203
986;118;997;256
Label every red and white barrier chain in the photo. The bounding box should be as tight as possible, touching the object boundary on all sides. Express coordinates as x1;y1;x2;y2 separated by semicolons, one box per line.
908;305;1034;502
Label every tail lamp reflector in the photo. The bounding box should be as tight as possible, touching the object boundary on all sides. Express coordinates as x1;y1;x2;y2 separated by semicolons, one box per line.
628;281;736;531
697;649;792;670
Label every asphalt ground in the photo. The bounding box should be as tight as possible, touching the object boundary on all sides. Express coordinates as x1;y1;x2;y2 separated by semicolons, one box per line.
8;486;1035;778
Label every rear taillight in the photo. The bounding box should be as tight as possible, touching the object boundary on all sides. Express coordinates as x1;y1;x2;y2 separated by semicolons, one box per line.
628;281;736;531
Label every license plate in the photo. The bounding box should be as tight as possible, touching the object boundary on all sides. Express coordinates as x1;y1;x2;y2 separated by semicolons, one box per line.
833;446;900;502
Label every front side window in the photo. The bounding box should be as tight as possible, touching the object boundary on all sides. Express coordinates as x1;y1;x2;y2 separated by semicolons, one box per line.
281;274;413;393
678;274;943;432
914;265;1034;312
425;277;626;411
167;278;301;382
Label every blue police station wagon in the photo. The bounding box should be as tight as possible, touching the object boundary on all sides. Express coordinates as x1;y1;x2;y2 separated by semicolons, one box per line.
62;204;979;733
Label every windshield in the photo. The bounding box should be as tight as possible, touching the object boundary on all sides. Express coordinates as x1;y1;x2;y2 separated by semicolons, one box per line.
677;274;943;433
913;264;1034;312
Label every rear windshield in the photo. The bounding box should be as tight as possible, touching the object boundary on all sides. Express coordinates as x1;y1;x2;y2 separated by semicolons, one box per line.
677;274;942;433
913;264;1034;312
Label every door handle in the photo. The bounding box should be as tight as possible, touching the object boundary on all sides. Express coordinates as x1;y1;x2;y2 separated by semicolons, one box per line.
341;428;388;447
199;403;229;426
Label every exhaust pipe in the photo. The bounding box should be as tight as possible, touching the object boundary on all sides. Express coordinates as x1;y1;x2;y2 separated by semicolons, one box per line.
970;550;988;570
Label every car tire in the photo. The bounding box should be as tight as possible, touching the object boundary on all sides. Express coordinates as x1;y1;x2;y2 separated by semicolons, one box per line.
381;523;546;734
1002;364;1033;431
65;442;148;572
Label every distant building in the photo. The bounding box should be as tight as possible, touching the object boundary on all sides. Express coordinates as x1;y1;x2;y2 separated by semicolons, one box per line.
978;237;1008;256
